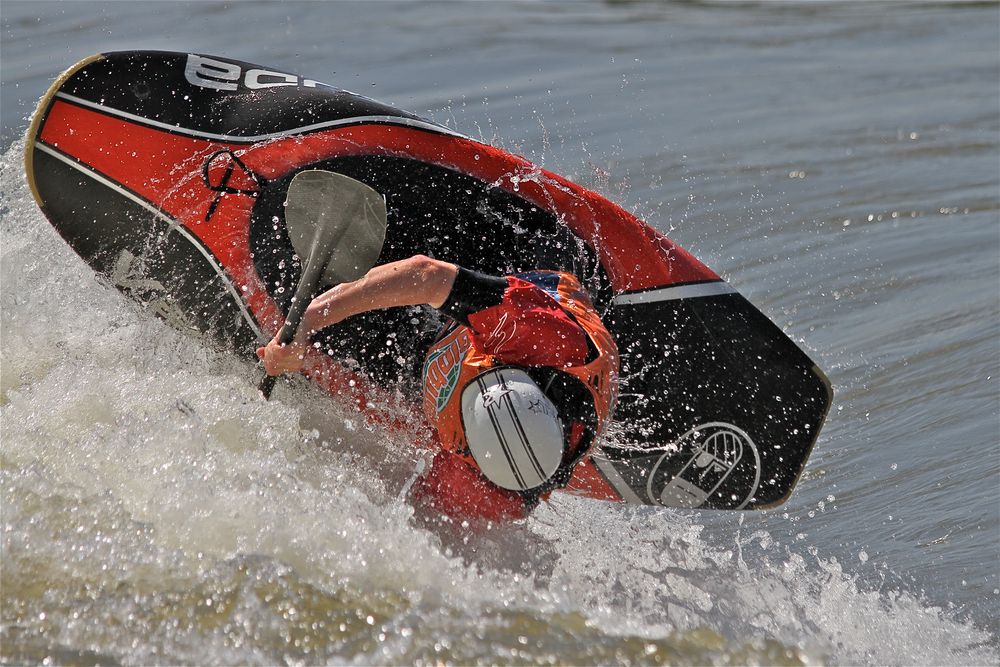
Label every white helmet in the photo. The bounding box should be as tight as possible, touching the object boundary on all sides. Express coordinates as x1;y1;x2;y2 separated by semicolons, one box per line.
460;367;565;491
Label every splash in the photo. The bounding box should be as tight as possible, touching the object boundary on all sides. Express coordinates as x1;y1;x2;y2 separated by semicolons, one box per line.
2;141;995;665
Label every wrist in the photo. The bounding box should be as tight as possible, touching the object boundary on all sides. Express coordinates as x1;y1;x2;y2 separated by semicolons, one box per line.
301;301;335;341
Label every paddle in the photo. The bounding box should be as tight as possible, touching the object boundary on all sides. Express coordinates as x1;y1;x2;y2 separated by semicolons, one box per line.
259;170;387;399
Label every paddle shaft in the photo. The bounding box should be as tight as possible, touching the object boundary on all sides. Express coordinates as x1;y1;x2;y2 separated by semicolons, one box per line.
259;193;364;400
258;257;328;399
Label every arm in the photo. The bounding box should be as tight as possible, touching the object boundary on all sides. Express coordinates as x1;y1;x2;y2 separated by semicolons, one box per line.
256;255;458;376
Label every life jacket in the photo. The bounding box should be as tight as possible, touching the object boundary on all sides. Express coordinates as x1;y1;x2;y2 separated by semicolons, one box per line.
421;271;619;491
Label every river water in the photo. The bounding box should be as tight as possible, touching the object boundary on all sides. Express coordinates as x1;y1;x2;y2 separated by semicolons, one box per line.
1;1;998;665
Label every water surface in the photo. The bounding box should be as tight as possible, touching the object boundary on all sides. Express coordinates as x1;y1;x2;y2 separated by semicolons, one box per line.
2;1;998;664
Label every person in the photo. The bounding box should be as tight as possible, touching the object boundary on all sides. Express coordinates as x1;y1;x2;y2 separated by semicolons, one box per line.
257;255;619;522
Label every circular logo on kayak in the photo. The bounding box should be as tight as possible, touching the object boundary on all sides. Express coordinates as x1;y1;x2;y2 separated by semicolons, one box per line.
645;422;761;509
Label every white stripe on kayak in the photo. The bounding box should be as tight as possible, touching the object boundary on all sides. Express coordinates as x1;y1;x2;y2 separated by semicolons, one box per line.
55;92;468;142
591;454;645;505
35;142;264;341
612;281;736;306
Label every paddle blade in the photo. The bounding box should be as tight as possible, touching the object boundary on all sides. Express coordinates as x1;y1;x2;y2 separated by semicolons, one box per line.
284;170;387;287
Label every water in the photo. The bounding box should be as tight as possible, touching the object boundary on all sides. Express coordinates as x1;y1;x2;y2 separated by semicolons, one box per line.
2;1;998;664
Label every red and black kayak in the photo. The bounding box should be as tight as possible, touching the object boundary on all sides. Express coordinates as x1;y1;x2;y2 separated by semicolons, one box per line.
25;51;831;510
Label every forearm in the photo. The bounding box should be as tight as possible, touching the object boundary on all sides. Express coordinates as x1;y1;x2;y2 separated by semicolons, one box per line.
297;255;458;342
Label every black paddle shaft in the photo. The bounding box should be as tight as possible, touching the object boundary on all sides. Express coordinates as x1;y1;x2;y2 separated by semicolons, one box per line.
258;257;328;399
258;170;386;400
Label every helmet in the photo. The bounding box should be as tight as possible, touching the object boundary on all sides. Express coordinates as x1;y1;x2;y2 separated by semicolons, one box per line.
460;367;565;491
421;271;619;494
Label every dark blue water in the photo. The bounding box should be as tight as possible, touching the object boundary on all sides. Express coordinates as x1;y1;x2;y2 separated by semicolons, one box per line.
2;1;998;664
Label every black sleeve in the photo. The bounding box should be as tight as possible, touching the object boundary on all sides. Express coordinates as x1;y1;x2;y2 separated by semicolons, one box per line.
438;266;509;325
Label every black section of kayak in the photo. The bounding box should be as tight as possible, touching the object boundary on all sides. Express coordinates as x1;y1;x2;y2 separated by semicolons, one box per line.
58;51;433;141
32;145;260;354
605;293;831;509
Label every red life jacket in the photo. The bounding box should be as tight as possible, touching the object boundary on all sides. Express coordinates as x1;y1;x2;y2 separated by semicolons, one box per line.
421;271;619;492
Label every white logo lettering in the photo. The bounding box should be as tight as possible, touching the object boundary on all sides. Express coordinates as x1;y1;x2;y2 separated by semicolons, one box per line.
184;55;240;91
245;68;298;89
111;250;193;330
111;249;166;294
646;422;761;509
487;312;515;352
185;54;330;91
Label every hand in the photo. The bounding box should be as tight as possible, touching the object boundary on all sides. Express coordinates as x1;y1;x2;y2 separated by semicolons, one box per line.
255;336;308;376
